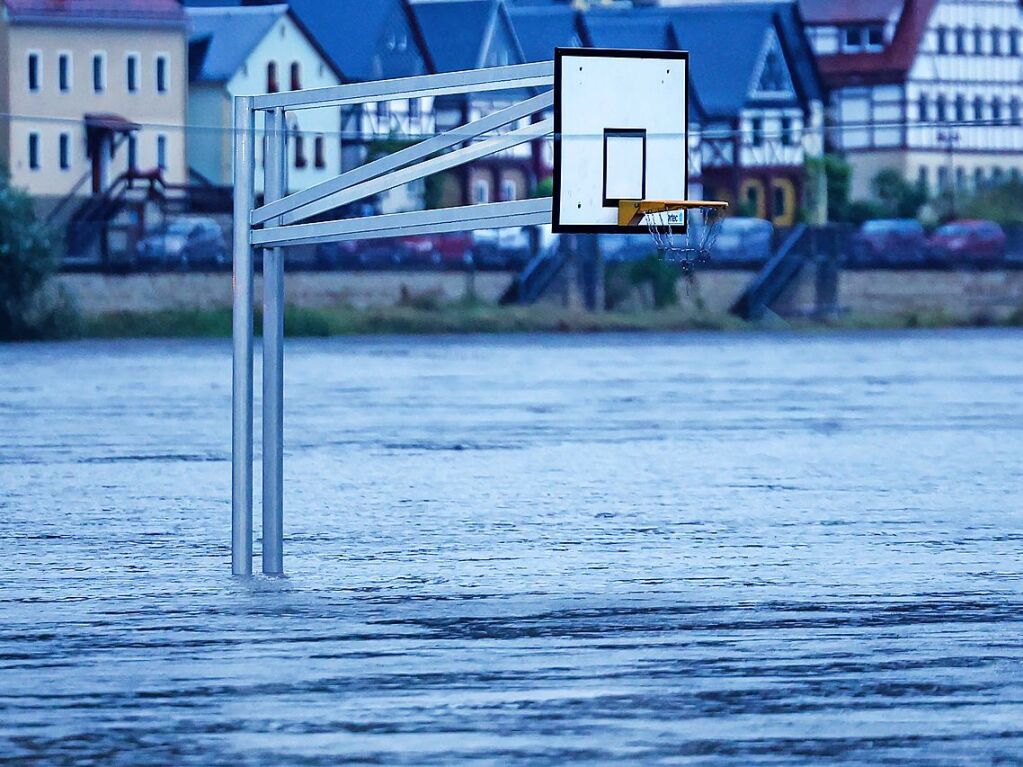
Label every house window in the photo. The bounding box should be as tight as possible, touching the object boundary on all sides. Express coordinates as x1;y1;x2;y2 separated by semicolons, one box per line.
991;29;1002;56
973;26;984;54
314;135;325;168
378;100;390;120
992;166;1004;184
973;96;984;121
1011;97;1021;126
409;97;421;119
955;94;965;122
473;178;490;204
974;167;984;189
867;25;884;49
918;165;929;190
918;93;929;122
294;133;307;168
290;61;301;90
92;53;105;92
750;117;764;146
28;52;41;91
955;26;966;54
780;116;793;145
992;97;1002;123
58;53;71;92
267;61;279;93
59;132;70;170
937;165;949;189
156;134;167;170
500;178;516;202
773;184;786;217
956;166;965;189
1010;29;1021;57
156;55;168;93
127;134;137;171
843;27;863;50
28;133;40;170
935;94;947;122
935;25;947;54
126;54;139;93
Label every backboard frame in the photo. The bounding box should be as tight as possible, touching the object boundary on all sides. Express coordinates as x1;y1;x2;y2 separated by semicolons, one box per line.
552;47;690;235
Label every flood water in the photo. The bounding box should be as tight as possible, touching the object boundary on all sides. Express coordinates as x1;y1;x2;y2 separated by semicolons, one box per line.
1;329;1022;765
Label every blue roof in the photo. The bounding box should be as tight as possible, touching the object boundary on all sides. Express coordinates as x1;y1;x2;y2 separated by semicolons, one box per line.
662;4;780;117
285;0;428;81
582;8;676;51
188;5;286;83
507;5;582;62
411;0;497;72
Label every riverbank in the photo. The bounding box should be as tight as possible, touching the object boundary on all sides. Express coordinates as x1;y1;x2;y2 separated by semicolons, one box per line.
80;301;1023;338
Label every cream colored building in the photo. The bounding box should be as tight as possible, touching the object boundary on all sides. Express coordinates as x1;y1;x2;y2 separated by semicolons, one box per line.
0;0;188;203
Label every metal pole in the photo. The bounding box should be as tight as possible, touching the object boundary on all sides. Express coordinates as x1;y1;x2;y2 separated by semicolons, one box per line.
262;107;287;575
231;96;255;576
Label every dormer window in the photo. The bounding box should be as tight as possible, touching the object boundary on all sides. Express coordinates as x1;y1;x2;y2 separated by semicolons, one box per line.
866;26;884;50
843;27;864;50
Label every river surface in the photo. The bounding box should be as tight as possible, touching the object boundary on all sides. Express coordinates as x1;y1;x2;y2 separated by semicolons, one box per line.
1;330;1022;765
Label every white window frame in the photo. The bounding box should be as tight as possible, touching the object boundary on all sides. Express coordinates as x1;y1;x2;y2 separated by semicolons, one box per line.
91;51;107;93
27;50;42;92
156;134;168;170
59;132;71;171
28;132;41;170
155;53;169;94
57;51;72;93
500;178;516;202
473;178;490;204
126;52;140;93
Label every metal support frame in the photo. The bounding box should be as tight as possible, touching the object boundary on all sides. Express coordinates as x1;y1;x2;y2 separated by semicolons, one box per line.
231;64;554;575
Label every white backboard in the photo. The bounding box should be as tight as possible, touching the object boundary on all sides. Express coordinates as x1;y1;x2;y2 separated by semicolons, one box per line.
552;48;689;234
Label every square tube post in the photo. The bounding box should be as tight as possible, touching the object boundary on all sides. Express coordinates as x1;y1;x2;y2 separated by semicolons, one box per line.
262;107;287;575
231;96;255;576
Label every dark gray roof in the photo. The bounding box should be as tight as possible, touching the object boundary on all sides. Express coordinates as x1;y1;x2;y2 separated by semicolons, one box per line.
507;4;583;62
582;8;676;51
411;0;499;72
188;4;286;83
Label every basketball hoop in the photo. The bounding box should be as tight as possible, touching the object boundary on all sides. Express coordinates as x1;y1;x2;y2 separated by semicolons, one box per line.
617;199;728;267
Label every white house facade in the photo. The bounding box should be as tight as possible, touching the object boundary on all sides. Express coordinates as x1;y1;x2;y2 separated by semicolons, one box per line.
187;4;342;195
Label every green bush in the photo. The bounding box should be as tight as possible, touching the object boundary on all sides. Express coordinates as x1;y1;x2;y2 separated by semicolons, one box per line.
629;255;680;309
0;170;78;340
961;179;1023;225
870;168;928;219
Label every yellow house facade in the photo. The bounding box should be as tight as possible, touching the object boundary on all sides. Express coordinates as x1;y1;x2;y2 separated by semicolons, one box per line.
0;0;187;207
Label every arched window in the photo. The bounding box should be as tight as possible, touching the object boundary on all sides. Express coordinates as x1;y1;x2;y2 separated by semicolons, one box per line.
973;167;985;189
1010;97;1021;126
973;26;984;54
935;94;947;122
294;133;306;168
955;94;966;122
290;62;301;91
991;28;1002;56
935;25;948;54
918;93;929;122
991;97;1002;123
973;96;984;121
267;61;279;93
1010;29;1021;56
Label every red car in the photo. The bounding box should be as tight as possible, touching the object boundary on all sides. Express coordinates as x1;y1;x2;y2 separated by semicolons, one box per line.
928;220;1006;265
399;233;474;269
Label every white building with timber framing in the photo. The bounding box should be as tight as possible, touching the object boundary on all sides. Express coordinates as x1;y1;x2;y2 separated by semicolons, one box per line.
802;0;1023;199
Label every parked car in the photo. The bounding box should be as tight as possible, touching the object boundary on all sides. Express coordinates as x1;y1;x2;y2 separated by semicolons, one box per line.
709;217;774;266
850;219;926;266
472;227;531;269
927;220;1007;265
400;233;474;269
137;217;227;269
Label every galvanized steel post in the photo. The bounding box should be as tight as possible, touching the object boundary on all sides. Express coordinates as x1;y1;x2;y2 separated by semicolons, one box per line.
231;96;255;576
262;107;287;575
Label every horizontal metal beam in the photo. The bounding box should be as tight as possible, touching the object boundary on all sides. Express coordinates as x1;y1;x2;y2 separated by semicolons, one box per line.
252;198;552;248
251;91;554;226
252;62;554;111
275;118;553;226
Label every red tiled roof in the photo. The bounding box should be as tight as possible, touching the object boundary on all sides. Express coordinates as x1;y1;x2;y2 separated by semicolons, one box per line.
813;0;936;87
2;0;184;23
800;0;902;25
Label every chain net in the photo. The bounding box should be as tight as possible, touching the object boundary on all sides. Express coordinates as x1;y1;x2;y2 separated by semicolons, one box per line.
643;205;725;270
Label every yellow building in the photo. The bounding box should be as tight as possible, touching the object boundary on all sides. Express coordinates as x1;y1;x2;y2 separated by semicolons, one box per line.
0;0;188;207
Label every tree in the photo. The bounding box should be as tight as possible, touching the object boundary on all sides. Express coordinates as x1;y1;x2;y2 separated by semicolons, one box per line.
870;168;928;218
962;179;1023;225
804;154;852;223
0;170;76;340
